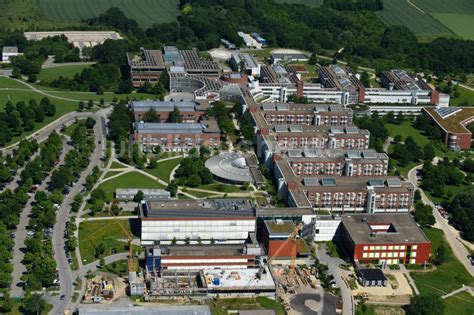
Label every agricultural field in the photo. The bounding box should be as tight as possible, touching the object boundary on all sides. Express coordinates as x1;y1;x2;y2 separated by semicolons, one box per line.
274;0;323;7
378;0;474;41
38;0;180;28
377;0;453;40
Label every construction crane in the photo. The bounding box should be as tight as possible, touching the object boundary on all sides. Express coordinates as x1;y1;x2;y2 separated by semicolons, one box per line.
109;205;136;272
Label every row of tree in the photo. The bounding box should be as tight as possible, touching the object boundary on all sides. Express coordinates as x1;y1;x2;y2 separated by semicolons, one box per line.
420;157;468;198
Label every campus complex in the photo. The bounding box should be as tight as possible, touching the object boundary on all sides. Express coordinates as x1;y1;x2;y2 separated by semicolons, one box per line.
113;44;457;305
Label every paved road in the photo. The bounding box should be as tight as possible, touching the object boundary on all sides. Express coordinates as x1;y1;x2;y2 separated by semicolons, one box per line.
50;112;106;315
408;165;474;276
10;138;72;298
316;244;354;315
1;111;96;155
42;56;95;69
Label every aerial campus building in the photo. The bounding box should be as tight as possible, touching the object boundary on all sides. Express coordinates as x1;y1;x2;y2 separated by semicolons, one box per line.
130;100;207;123
422;107;474;150
229;53;260;76
127;48;166;87
248;64;449;110
24;31;122;50
133;121;221;152
1;46;18;63
338;213;431;265
205;152;265;186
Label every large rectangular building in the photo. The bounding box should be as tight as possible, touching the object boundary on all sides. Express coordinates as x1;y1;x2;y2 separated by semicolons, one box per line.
423;107;474;150
130;100;206;123
133;121;221;152
339;214;431;265
127;48;167;87
229;53;260;76
140;199;256;245
2;46;18;63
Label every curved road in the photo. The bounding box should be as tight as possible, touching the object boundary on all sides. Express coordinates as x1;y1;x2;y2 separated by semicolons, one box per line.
407;165;474;276
50;111;106;314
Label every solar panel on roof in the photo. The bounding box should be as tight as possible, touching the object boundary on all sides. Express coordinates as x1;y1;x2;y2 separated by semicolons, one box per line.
386;178;402;187
362;150;377;159
275;125;288;132
321;178;336;187
276;103;289;111
435;107;461;119
345;126;359;134
262;103;275;111
330;127;343;134
330;105;343;112
289;125;303;133
303;178;320;187
303;149;318;158
369;179;384;187
346;150;361;159
287;149;303;158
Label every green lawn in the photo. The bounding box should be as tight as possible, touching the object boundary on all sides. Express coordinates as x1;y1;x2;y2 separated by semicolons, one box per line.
103;170;124;179
209;297;285;315
145;157;183;183
425;183;472;203
79;219;138;264
450;85;474;106
38;64;92;82
411;228;474;298
63;118;85;136
110;161;130;169
185;190;220;198
96;171;166;201
196;183;241;193
444;291;474;315
355;304;404;315
99;259;129;277
386;121;431;148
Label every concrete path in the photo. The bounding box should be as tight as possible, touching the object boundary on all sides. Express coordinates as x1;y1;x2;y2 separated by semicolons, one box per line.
442;285;474;299
399;264;419;295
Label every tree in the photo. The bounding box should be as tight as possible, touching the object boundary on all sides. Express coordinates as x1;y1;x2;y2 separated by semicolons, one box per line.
133;190;145;202
171;237;177;245
187;174;202;187
167;180;178;197
87;99;94;109
423;143;435;161
99;257;105;267
167;106;182;123
95;242;106;258
144;108;161;122
433;245;447;265
78;101;85;112
184;236;191;244
116;79;133;94
148;157;158;169
360;71;370;88
413;202;435;228
406;295;444;315
23;293;46;315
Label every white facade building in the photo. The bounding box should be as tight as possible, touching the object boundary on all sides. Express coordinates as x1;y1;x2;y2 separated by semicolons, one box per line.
229;53;260;76
141;199;256;246
2;46;18;63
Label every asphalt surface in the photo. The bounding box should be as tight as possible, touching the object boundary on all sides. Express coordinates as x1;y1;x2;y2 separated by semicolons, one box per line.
10;139;72;298
317;244;354;315
407;165;474;276
51;111;106;314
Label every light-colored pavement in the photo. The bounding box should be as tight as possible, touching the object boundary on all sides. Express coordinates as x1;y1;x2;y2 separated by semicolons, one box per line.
316;244;354;315
42;56;95;69
10;138;71;298
408;165;474;276
399;264;419;295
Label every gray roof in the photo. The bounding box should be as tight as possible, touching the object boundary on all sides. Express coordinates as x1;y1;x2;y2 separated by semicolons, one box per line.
142;199;255;219
205;152;254;183
341;213;430;245
2;46;18;53
231;53;258;69
131;100;196;112
78;305;211;315
135;122;204;134
271;53;308;60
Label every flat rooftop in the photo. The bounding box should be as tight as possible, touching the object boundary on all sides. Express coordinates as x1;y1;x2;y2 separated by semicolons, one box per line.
264;219;295;235
142;199;255;219
160;244;250;257
131;100;197;112
128;48;166;69
424;107;474;134
341;213;430;244
2;46;18;53
78;305;211;315
231;53;259;69
134;122;220;134
204;267;275;289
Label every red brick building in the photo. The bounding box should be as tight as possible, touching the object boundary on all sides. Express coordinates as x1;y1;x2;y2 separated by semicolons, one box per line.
130;100;206;123
339;214;431;265
423;107;474;150
261;220;302;258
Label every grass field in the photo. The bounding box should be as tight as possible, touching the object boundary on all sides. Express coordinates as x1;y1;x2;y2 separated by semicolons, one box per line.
145;157;183;183
355;304;404;315
450;85;474;107
79;218;139;264
110;161;129;169
10;300;53;315
38;0;180;28
38;64;92;82
99;259;129;277
96;171;166;201
377;0;453;39
444;291;474;315
411;228;474;299
209;297;285;315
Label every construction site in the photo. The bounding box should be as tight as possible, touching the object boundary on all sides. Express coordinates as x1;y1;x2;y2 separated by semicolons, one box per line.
83;276;127;304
